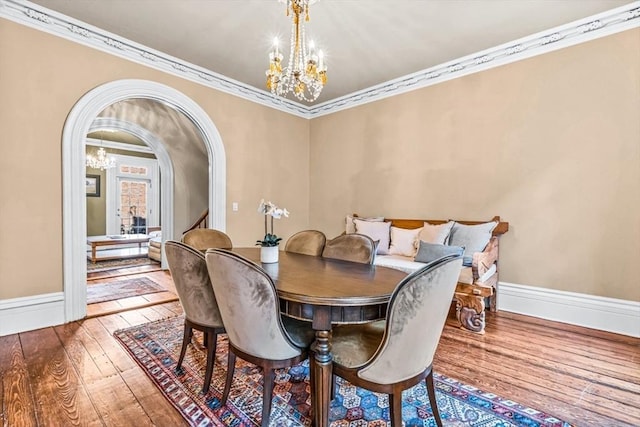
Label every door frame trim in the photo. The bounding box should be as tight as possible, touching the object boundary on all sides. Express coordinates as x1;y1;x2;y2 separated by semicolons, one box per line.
63;79;226;322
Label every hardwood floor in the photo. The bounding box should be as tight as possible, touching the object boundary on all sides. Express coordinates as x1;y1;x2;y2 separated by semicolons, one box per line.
1;273;638;426
86;267;178;318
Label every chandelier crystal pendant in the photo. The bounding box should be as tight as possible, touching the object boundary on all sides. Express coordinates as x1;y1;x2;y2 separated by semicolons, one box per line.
266;0;327;103
86;132;116;170
86;146;116;170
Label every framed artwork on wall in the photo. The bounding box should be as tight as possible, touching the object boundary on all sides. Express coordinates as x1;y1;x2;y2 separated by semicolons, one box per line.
86;174;100;197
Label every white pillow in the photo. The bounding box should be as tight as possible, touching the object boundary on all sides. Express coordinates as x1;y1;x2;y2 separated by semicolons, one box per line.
354;219;391;254
345;215;384;234
389;226;423;257
419;221;454;244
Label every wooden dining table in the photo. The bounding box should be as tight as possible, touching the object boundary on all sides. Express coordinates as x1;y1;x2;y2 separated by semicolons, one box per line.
231;248;407;427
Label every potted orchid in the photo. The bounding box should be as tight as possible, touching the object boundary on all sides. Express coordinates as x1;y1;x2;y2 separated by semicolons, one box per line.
256;199;289;263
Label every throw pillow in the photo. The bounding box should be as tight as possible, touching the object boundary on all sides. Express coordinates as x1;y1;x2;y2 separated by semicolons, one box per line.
419;221;454;244
345;215;384;234
354;219;391;255
448;221;498;265
389;226;423;257
414;241;464;264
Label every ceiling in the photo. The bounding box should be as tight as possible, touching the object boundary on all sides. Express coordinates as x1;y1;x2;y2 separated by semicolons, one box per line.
29;0;632;104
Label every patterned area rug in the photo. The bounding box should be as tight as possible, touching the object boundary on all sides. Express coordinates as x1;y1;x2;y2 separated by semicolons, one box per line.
87;257;160;273
87;277;165;304
114;316;571;427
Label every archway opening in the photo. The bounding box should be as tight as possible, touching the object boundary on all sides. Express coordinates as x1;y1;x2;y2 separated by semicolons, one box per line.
63;79;226;322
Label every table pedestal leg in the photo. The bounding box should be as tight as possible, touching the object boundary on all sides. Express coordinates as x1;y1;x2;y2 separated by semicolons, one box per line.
311;329;331;427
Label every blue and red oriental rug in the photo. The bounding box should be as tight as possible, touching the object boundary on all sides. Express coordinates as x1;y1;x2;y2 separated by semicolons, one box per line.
114;316;572;427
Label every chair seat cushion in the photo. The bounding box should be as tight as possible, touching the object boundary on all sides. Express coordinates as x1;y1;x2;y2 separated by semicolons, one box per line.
330;321;385;368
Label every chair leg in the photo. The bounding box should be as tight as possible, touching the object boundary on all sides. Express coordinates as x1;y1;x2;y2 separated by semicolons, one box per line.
426;371;443;427
202;331;218;394
261;368;275;427
389;392;403;427
176;323;193;371
222;351;236;406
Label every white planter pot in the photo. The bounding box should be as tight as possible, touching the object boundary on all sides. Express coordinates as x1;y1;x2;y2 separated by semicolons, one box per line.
260;246;279;263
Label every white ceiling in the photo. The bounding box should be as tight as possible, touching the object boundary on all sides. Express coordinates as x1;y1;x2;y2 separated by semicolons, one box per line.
28;0;633;104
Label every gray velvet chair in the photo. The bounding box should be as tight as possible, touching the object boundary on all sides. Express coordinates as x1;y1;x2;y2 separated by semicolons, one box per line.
164;240;225;394
322;233;377;264
329;254;463;427
204;249;315;427
284;230;327;256
182;228;233;251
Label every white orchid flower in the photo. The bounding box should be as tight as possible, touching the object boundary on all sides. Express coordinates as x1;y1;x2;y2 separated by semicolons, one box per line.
257;199;267;214
258;199;290;244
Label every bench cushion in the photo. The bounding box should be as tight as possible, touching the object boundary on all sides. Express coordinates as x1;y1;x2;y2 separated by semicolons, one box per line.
375;254;496;284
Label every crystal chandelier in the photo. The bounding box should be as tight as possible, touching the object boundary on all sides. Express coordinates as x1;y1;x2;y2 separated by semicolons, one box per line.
86;133;116;170
266;0;327;103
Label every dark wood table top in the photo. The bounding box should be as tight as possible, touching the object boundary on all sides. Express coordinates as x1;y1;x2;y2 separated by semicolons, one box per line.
232;248;407;307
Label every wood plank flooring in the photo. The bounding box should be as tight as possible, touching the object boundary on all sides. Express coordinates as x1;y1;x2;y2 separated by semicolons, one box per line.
1;271;639;426
86;268;177;318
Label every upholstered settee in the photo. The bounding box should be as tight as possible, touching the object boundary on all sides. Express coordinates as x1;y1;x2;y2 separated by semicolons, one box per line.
347;215;509;334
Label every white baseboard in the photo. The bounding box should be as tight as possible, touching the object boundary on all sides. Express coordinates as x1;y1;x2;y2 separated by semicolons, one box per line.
0;292;65;336
498;282;640;338
2;283;638;338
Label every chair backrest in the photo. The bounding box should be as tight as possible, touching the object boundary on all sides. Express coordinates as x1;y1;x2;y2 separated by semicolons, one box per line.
205;249;303;360
358;254;463;384
322;233;376;264
182;228;233;251
164;240;223;328
285;230;327;256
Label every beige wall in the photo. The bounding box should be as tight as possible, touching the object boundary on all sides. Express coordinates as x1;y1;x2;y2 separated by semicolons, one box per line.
0;19;310;299
309;29;640;301
1;18;637;304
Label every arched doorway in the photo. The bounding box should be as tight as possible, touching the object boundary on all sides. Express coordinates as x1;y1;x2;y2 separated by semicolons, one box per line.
63;79;226;322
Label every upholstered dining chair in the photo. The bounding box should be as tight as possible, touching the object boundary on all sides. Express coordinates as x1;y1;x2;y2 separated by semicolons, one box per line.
164;240;226;394
284;229;327;256
204;249;315;427
321;233;377;264
329;254;463;427
182;228;233;251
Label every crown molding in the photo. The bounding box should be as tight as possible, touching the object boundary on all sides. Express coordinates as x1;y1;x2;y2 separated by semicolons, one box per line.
0;0;311;118
1;0;639;119
309;2;640;117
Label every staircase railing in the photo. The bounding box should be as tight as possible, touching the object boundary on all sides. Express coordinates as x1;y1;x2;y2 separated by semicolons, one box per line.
183;208;209;235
